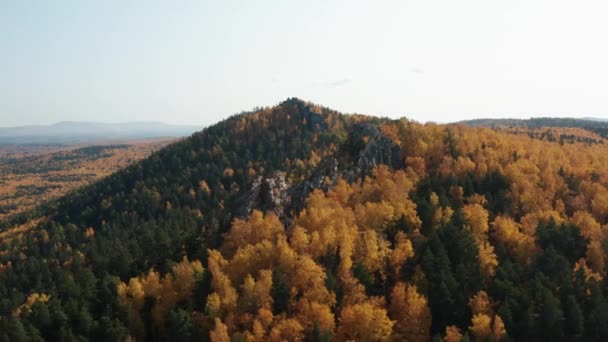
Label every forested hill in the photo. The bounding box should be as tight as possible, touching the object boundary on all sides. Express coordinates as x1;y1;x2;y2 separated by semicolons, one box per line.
0;98;353;340
3;99;608;341
460;117;608;139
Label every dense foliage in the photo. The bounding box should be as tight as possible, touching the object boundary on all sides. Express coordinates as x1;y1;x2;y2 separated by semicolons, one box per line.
2;99;608;341
462;117;608;141
0;141;169;221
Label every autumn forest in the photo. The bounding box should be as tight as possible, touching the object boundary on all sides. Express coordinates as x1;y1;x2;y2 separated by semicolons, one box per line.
2;99;608;341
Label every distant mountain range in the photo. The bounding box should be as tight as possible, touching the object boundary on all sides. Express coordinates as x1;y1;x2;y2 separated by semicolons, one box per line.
581;117;608;122
0;121;201;144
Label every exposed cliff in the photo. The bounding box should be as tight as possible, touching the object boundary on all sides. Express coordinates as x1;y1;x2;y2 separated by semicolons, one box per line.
236;121;404;225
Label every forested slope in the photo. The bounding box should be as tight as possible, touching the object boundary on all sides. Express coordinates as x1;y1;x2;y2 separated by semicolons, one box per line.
461;117;608;141
2;99;608;341
0;140;171;220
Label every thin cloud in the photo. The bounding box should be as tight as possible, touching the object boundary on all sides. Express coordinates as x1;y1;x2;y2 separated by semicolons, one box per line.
328;78;351;86
410;67;425;74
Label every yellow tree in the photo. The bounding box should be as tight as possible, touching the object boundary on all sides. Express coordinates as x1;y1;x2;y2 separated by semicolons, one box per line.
469;314;492;342
171;256;204;302
295;300;335;336
468;292;507;341
254;269;273;310
444;325;463;342
591;184;608;223
289;226;310;255
251;308;274;340
390;232;414;277
492;315;507;340
225;240;275;285
463;203;489;242
358;229;391;274
337;301;394;341
288;254;335;305
207;250;238;316
478;242;499;280
469;291;492;316
205;293;222;319
210;318;230;342
268;318;304;342
117;257;204;328
572;211;603;241
389;282;431;341
492;216;536;263
222;210;283;257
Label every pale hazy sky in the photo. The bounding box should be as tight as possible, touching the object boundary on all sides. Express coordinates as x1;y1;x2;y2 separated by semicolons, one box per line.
1;0;607;127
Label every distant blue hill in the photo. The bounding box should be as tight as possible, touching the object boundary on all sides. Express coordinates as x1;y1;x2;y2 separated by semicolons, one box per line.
0;121;201;145
581;117;608;122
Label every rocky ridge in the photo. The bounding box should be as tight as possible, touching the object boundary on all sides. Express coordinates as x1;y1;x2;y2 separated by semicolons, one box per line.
237;122;404;226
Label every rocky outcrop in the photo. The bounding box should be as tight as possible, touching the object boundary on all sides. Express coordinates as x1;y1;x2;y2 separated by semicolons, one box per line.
235;122;404;225
237;171;291;221
261;171;290;218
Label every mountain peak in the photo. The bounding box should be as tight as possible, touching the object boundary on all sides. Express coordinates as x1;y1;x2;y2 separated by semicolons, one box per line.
279;97;307;106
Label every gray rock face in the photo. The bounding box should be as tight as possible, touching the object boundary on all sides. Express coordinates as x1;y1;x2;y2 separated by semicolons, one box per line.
261;171;290;218
236;177;263;218
237;171;291;221
236;122;404;226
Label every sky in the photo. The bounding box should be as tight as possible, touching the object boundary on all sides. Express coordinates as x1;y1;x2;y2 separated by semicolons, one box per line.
1;0;608;127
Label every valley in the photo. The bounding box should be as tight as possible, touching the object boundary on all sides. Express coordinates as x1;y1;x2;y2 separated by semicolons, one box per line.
0;139;174;221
